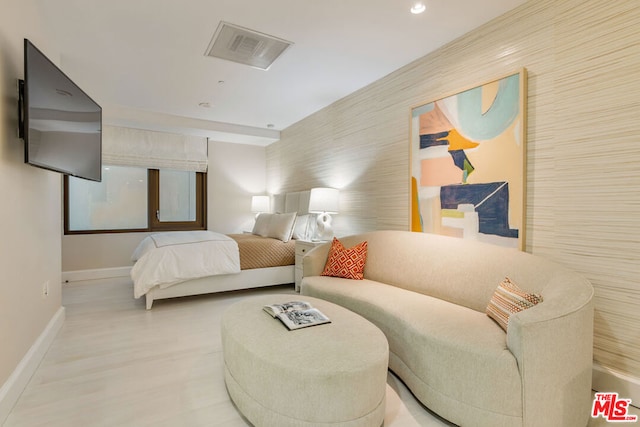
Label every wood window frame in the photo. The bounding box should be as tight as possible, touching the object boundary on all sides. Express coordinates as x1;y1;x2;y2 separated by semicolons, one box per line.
148;169;207;232
64;169;207;235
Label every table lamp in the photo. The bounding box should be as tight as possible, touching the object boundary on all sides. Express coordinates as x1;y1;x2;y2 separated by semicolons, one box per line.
308;187;339;241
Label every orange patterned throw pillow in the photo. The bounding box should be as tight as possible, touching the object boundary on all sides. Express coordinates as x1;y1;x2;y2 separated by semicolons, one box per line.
486;277;543;332
321;237;368;280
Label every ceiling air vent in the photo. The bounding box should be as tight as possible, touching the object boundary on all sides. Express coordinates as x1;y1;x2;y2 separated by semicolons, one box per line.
205;22;293;70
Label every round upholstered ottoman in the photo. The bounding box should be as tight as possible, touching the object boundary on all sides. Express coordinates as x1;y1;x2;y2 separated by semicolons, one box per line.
221;295;388;427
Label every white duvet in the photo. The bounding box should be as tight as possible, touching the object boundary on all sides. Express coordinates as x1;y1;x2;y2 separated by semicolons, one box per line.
131;231;241;298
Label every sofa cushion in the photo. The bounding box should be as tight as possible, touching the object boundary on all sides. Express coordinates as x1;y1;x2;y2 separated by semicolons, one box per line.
302;276;523;420
486;277;543;332
321;237;368;280
331;231;560;313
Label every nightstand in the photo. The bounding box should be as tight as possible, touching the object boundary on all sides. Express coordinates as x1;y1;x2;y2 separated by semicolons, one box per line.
294;240;324;292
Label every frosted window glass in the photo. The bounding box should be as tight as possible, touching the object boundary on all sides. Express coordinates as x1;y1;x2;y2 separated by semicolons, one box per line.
159;170;196;221
68;166;148;231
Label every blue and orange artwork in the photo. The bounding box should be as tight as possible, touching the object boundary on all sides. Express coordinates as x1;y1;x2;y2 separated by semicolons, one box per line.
410;70;526;249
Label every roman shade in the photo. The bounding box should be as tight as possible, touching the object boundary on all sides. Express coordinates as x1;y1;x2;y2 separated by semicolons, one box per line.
102;125;208;172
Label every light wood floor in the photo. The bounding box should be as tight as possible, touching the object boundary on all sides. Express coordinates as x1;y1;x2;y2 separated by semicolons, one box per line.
3;278;452;427
4;278;635;426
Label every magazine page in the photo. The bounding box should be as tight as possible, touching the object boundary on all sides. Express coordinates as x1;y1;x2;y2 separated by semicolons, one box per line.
278;308;331;330
263;301;313;317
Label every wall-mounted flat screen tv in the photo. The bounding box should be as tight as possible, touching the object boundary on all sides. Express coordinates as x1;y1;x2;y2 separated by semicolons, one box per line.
20;39;102;182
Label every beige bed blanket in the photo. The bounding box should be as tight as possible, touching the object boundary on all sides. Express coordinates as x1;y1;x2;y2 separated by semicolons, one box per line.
229;234;295;270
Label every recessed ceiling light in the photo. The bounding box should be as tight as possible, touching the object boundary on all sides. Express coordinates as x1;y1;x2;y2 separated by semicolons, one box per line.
266;124;275;129
198;102;212;108
410;1;426;14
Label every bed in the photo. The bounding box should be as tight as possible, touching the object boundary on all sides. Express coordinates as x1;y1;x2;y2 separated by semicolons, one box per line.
131;191;313;309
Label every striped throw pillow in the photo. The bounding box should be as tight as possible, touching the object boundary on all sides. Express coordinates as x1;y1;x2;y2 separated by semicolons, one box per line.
486;277;543;332
321;237;368;280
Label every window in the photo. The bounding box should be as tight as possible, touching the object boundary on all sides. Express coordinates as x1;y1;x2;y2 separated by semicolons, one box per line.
148;169;207;231
64;165;206;234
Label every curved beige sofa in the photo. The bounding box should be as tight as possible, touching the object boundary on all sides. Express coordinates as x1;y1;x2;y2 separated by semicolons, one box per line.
300;230;594;427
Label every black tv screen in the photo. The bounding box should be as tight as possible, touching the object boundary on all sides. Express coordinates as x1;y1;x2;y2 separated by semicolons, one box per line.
22;39;102;182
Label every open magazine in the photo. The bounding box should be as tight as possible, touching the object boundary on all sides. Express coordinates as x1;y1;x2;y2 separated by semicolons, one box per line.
263;301;331;330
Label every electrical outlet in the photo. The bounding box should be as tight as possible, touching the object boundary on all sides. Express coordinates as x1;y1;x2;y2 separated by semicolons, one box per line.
42;280;49;297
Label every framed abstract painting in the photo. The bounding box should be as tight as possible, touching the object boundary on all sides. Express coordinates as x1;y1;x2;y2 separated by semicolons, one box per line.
410;69;527;250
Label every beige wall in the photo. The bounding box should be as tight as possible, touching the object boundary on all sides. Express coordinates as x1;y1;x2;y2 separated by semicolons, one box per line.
207;140;267;234
62;232;151;272
268;0;640;380
61;140;266;271
0;0;63;387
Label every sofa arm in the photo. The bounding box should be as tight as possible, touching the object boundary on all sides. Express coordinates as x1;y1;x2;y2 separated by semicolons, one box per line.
302;242;331;277
506;273;594;427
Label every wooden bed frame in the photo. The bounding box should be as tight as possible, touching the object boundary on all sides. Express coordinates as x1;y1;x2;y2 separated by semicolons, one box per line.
142;191;311;309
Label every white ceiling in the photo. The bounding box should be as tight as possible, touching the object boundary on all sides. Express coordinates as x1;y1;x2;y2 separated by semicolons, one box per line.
35;0;527;145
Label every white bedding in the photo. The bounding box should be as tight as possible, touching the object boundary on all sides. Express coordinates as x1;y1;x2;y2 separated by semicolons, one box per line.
131;231;241;298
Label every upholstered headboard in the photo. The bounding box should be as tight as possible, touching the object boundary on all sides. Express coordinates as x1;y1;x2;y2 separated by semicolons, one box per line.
272;191;311;215
264;191;314;241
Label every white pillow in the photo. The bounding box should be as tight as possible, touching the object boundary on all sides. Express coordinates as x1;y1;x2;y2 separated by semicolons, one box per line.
131;235;156;262
252;213;272;237
267;212;297;242
292;214;310;240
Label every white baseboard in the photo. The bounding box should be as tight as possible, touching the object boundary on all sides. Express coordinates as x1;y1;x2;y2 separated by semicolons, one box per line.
0;307;65;424
593;362;640;407
62;266;132;283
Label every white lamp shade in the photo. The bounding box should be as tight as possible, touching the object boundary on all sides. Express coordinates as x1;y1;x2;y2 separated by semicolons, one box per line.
308;188;339;214
251;195;270;213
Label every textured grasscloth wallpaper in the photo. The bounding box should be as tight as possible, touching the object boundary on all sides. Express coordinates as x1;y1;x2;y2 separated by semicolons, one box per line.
267;0;640;380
